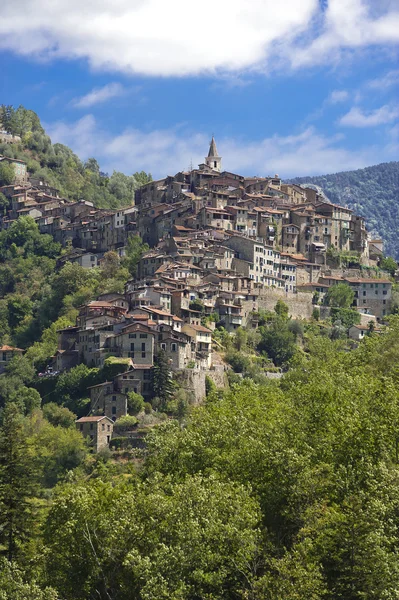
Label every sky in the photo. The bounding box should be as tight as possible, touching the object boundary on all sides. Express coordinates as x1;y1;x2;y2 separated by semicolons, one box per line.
0;0;398;179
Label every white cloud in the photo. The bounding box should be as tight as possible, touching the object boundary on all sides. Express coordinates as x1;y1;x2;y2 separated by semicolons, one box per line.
366;69;399;90
71;82;125;108
45;116;393;179
339;104;399;127
0;1;398;77
290;0;399;69
329;90;349;104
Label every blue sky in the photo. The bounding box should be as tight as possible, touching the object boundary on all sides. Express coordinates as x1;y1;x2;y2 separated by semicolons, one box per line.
0;0;398;179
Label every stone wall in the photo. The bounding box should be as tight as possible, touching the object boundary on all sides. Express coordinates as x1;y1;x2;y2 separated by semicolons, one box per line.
173;368;206;404
257;289;314;319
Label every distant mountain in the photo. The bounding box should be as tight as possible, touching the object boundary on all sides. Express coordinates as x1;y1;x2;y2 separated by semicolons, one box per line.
289;161;399;259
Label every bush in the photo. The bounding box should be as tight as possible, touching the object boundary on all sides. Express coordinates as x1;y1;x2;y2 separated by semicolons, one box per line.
312;307;320;321
144;402;152;414
225;350;251;373
109;437;131;450
114;415;138;429
205;375;217;396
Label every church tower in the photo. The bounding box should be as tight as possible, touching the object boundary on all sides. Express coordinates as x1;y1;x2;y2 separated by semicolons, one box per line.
205;136;222;172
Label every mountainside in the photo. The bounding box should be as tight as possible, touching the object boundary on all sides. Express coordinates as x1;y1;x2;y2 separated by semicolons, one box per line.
289;161;399;258
0;104;151;208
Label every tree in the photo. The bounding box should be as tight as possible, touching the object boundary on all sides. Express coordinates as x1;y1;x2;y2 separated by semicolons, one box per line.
325;282;355;308
84;157;100;174
44;476;261;600
0;403;39;560
132;171;153;186
0;558;57;600
100;250;120;279
123;235;149;277
380;256;397;277
42;402;76;428
152;351;174;409
127;391;144;415
0;162;15;186
274;299;289;319
0;192;9;215
258;321;297;366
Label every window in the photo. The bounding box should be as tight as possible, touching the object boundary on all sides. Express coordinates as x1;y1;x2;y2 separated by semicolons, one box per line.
363;291;366;296
161;343;166;351
80;424;83;431
90;435;94;441
141;343;146;351
129;333;136;339
112;395;116;402
102;423;105;431
140;333;148;339
171;343;177;352
107;424;110;431
383;290;387;295
130;343;135;352
142;352;146;358
383;300;386;305
90;423;93;430
112;406;116;415
107;435;110;444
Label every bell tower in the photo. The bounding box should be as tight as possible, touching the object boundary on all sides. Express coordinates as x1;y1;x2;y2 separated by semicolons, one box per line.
205;136;222;172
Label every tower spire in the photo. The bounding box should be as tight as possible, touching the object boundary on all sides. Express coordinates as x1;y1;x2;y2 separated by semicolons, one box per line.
205;136;222;172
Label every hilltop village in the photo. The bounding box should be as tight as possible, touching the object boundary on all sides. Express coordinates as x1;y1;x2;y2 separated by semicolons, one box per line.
0;138;393;450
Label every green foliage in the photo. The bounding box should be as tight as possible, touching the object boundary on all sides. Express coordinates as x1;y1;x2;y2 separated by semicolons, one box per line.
42;403;76;428
325;282;355;308
380;255;397;276
290;161;399;258
123;234;149;277
0;558;57;600
44;475;261;600
188;299;204;312
205;375;217;396
127;391;144;415
0;403;39;560
258;319;297;366
312;307;320;321
27;410;87;487
114;415;138;428
330;307;361;328
0;162;15;186
274;298;289;318
53;364;98;415
152;351;174;409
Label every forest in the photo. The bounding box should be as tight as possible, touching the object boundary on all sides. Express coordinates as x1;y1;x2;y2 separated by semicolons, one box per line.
289;161;399;259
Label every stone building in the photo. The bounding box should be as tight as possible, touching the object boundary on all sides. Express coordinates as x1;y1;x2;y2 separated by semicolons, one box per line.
76;415;114;452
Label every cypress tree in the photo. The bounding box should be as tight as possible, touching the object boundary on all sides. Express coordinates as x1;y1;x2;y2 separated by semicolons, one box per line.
0;402;38;560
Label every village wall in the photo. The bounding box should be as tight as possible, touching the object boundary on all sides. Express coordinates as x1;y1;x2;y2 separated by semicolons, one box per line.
257;289;314;319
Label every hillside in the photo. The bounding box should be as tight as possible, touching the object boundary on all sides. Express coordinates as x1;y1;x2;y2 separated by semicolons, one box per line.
289;161;399;258
0;104;151;208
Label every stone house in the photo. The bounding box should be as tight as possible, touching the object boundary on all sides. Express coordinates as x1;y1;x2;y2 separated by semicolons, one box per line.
88;381;128;421
0;156;27;183
76;416;114;452
182;324;212;368
344;277;392;319
0;345;24;374
107;323;155;364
